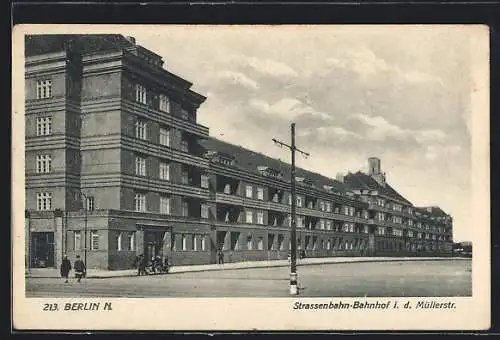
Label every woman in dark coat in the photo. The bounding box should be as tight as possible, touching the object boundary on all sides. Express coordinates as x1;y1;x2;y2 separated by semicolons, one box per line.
60;255;72;283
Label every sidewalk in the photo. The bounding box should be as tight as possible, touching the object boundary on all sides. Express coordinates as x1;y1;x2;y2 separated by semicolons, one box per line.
25;256;467;279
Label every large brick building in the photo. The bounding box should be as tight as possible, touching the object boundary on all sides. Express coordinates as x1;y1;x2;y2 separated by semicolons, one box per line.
24;34;453;270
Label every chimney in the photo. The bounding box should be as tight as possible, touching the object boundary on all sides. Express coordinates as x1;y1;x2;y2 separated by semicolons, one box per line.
335;173;344;183
125;36;136;45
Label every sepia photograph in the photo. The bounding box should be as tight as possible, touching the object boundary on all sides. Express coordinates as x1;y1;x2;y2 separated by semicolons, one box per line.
12;24;490;330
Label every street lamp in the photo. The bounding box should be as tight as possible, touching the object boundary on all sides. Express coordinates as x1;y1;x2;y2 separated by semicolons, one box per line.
25;210;31;275
79;191;89;268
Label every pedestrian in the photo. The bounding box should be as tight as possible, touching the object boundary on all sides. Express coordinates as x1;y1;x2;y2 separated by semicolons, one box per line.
137;254;146;276
74;255;86;283
217;249;224;264
60;254;71;283
162;256;169;273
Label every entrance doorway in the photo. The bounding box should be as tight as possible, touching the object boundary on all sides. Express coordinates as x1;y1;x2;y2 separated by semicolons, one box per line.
216;230;227;250
31;232;55;268
144;230;168;262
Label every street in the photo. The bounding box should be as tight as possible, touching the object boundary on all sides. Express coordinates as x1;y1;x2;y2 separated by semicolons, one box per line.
25;259;472;298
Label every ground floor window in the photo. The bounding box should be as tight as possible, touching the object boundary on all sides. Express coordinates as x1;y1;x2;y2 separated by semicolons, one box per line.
278;235;284;250
117;232;123;251
74;231;81;251
257;237;264;250
193;234;198;251
247;235;253;250
90;230;99;250
128;232;135;251
230;232;240;250
201;235;206;251
268;234;275;250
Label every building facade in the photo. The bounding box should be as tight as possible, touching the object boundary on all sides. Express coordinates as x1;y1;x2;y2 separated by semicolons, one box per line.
24;35;453;270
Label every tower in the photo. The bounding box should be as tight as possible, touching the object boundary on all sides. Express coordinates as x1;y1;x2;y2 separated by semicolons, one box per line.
368;157;386;186
368;157;381;175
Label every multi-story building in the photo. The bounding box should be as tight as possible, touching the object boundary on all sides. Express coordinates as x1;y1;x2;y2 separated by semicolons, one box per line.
344;157;453;256
414;207;454;253
24;34;453;270
201;138;372;263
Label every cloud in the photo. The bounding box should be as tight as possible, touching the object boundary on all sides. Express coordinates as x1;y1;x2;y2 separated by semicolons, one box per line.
247;57;298;78
425;146;439;161
314;126;362;142
249;97;332;121
216;70;260;90
350;114;448;147
400;70;444;86
346;47;391;79
225;54;298;79
415;129;447;144
351;114;408;141
323;47;443;87
325;57;347;69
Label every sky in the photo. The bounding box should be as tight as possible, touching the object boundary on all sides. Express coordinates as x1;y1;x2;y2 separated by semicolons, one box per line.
124;25;480;242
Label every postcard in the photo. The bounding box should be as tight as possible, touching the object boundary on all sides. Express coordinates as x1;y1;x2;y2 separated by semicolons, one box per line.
12;24;490;331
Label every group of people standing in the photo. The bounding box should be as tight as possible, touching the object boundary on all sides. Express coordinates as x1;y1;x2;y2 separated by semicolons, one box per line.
60;254;86;283
135;254;170;276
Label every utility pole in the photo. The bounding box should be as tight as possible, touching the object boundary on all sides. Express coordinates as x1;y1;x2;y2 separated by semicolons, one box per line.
273;123;310;295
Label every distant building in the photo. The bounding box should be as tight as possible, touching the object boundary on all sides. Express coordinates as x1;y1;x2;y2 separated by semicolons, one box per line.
344;159;453;256
24;34;454;270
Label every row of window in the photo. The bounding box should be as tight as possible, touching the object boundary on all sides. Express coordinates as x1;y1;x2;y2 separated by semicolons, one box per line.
393;229;404;237
135;120;180;149
173;234;207;251
134;155;209;186
116;232;136;251
36;193;96;211
135;84;191;121
238;184;368;217
34;79;173;115
33;193;450;241
134;193;210;217
370;197;413;214
34;152;202;185
223;235;369;252
73;230;100;251
32;193;449;241
416;222;447;233
375;227;447;240
376;212;413;225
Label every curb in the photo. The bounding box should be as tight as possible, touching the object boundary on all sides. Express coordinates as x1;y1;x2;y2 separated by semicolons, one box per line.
26;257;468;279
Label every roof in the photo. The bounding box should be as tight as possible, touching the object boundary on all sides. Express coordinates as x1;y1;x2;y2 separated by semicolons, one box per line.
416;206;450;218
199;137;350;195
343;171;413;205
25;34;205;105
25;34;134;57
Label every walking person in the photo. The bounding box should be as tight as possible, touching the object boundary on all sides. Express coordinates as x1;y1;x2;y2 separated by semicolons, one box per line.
60;255;71;283
74;255;86;283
